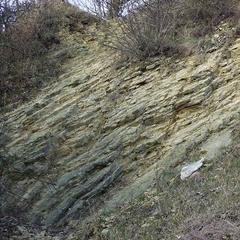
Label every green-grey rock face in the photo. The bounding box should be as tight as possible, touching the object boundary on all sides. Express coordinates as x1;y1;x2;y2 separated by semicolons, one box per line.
1;36;240;228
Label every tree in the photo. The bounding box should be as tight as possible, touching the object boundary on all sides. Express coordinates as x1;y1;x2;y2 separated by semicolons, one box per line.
75;0;131;18
0;0;35;32
108;0;131;18
0;0;14;31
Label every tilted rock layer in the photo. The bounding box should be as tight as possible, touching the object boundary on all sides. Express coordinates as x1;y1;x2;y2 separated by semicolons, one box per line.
1;36;240;227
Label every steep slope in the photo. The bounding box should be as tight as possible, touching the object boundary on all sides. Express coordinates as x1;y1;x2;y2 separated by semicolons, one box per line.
1;29;240;237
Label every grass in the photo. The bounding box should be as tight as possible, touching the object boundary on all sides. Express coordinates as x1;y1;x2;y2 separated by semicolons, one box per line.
74;124;240;239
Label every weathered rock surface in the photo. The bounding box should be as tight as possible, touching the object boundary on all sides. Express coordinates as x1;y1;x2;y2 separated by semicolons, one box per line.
1;37;240;228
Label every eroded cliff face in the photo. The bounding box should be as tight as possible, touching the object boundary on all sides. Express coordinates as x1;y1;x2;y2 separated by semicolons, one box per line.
1;31;240;233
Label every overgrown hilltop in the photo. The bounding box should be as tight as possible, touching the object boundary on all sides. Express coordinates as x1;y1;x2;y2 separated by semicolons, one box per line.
1;1;240;240
0;0;98;107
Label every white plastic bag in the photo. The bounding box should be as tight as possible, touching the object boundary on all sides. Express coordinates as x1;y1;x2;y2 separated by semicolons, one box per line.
180;158;205;180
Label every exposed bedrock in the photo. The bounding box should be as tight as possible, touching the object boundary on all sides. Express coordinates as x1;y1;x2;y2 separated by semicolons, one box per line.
1;39;240;226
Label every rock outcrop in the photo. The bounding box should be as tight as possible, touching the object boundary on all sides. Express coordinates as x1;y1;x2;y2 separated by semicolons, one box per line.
1;34;240;228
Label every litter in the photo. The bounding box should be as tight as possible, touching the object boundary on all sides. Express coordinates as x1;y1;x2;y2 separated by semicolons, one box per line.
180;158;205;180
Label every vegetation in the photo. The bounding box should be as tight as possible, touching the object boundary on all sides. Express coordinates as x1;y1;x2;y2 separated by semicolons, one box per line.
109;0;240;60
0;0;92;107
184;0;238;24
112;0;181;60
76;0;131;18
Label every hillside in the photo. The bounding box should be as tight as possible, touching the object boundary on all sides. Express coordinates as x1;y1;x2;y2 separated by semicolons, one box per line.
1;23;240;239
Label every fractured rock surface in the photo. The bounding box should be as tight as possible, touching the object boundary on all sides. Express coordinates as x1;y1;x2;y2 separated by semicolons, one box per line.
1;38;240;226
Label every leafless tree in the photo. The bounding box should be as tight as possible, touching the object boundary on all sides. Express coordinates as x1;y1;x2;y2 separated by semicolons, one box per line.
0;0;15;31
74;0;131;18
0;0;35;32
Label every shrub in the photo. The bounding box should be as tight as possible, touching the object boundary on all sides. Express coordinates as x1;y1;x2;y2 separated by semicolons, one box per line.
109;0;239;60
183;0;238;24
0;0;83;107
177;0;239;38
112;0;181;60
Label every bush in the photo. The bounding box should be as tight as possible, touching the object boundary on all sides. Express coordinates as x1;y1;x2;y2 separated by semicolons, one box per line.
0;0;83;107
183;0;238;24
112;0;181;60
110;0;239;60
